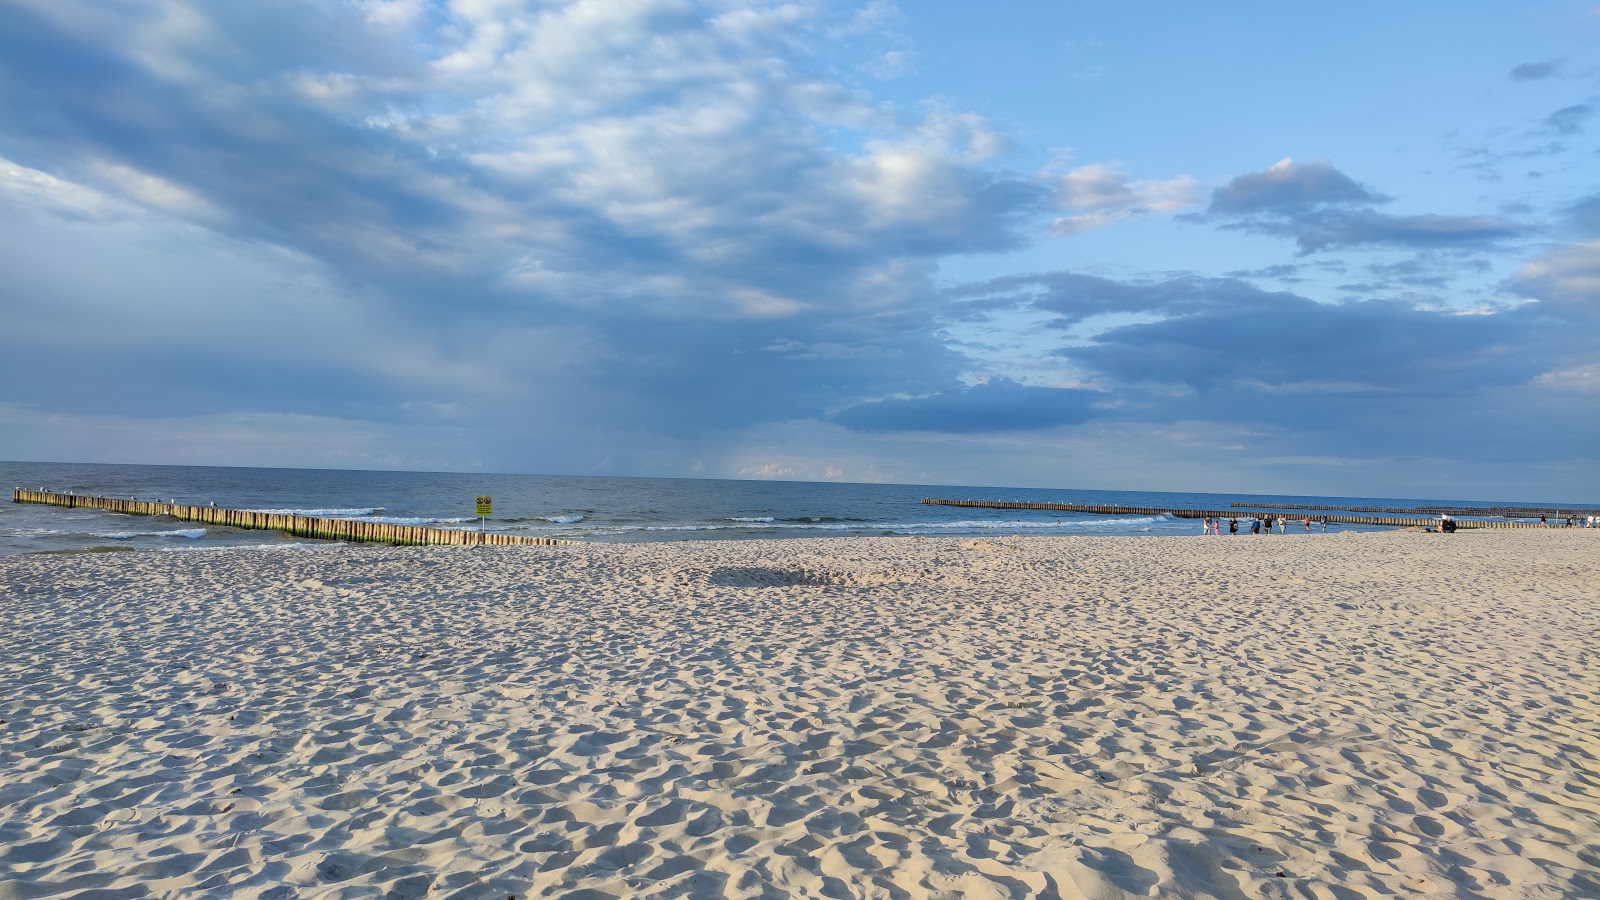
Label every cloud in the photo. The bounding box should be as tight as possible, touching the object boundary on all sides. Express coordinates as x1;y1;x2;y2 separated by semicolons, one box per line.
951;271;1267;329
1509;60;1562;81
0;1;1043;319
1508;240;1600;320
1545;101;1593;135
1065;289;1543;396
1291;211;1529;254
944;269;1593;468
1;2;1594;495
0;0;1051;459
1533;364;1599;393
1048;162;1199;235
1197;159;1533;256
832;378;1103;433
1207;158;1388;214
1566;194;1600;237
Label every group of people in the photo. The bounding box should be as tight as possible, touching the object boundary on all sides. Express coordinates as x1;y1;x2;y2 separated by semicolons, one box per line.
1201;514;1328;535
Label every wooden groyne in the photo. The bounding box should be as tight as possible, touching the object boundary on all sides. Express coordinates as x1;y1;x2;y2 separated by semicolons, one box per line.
921;498;1559;530
13;490;577;547
1227;501;1599;519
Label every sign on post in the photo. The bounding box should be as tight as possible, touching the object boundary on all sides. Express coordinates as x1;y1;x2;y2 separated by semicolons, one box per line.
475;495;492;532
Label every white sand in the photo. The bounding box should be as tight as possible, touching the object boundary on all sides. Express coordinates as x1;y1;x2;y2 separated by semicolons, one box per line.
1;530;1597;899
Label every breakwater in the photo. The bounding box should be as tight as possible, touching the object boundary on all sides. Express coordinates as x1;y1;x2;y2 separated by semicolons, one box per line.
12;490;577;547
921;498;1556;530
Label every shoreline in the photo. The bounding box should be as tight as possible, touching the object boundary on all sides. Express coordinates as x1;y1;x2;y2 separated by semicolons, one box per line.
3;532;1597;897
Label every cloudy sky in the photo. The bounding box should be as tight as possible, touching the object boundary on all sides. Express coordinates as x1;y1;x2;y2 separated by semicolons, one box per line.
2;1;1597;500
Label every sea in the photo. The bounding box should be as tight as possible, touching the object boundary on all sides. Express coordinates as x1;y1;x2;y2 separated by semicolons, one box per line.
2;460;1592;557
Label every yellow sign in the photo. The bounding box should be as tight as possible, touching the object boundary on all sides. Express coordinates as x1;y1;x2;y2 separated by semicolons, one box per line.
475;495;492;517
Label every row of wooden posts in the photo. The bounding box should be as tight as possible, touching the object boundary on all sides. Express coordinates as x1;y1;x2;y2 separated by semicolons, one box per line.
11;490;576;547
922;498;1561;530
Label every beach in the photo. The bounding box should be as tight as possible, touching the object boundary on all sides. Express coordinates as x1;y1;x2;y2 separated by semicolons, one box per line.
1;531;1597;899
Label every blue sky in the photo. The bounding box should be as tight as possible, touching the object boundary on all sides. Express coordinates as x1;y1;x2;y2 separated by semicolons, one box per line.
1;1;1596;500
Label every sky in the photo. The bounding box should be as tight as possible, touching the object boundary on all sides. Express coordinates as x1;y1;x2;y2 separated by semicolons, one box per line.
1;1;1597;501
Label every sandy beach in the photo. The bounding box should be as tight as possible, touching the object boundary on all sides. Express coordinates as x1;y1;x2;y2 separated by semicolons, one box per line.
1;530;1597;899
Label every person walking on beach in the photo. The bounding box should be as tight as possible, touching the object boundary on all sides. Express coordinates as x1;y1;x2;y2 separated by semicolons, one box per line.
1229;517;1238;535
1201;516;1210;535
1279;517;1287;534
1251;517;1261;535
1304;516;1312;533
1320;515;1328;532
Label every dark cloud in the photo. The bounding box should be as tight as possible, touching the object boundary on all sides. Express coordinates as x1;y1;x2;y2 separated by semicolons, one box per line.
1545;102;1593;135
1207;159;1387;214
1350;253;1492;291
0;0;1048;451
937;270;1594;463
0;1;1045;311
1292;211;1529;254
1066;290;1544;396
1196;160;1533;256
832;378;1102;433
1223;264;1305;282
1509;60;1561;81
1567;194;1600;237
2;3;1594;490
953;272;1302;329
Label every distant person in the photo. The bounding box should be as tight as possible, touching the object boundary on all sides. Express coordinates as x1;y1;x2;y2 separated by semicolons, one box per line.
1251;517;1261;535
1540;515;1548;527
1264;515;1274;534
1201;516;1210;535
1229;517;1238;534
1304;516;1312;533
1320;515;1328;533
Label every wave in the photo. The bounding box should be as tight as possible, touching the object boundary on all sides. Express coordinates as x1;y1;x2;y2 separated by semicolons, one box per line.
160;541;346;553
582;515;1166;536
100;528;207;540
726;516;775;523
243;507;382;517
362;516;473;526
544;515;585;524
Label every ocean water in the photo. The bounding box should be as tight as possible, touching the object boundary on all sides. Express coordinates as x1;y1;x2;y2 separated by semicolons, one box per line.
1;461;1590;557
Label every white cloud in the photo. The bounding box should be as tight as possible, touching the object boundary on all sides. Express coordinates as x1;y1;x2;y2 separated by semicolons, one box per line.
1512;240;1600;318
0;157;117;219
1534;364;1599;392
85;159;227;223
739;462;796;478
359;0;426;28
1048;162;1199;235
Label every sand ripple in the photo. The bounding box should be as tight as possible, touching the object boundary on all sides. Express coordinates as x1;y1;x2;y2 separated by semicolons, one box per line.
1;531;1597;898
